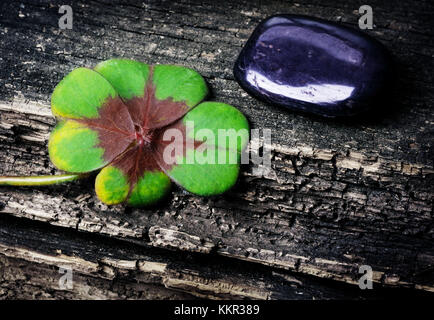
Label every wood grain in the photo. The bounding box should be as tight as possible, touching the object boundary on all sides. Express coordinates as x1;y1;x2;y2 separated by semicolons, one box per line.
0;0;433;299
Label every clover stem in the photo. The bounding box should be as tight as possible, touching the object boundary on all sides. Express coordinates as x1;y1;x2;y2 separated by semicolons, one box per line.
0;174;85;186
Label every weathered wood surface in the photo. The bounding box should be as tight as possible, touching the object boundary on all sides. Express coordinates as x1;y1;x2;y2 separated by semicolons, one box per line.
0;0;433;299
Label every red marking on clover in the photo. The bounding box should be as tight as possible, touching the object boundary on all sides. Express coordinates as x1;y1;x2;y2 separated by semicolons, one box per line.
74;66;201;191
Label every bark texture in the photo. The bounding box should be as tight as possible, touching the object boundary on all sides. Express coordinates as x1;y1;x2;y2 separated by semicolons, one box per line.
0;0;433;299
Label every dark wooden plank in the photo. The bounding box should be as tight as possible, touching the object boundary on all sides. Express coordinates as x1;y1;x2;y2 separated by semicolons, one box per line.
0;0;433;298
1;214;388;300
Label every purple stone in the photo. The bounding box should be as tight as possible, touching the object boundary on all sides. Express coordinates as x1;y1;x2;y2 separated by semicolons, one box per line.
234;15;392;117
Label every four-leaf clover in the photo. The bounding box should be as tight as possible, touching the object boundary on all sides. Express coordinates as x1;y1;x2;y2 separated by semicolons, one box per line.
47;59;249;206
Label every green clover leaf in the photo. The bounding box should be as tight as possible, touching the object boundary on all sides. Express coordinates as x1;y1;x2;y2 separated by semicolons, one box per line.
1;59;249;206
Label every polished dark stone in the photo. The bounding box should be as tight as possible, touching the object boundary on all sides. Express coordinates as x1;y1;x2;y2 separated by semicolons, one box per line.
234;14;392;117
